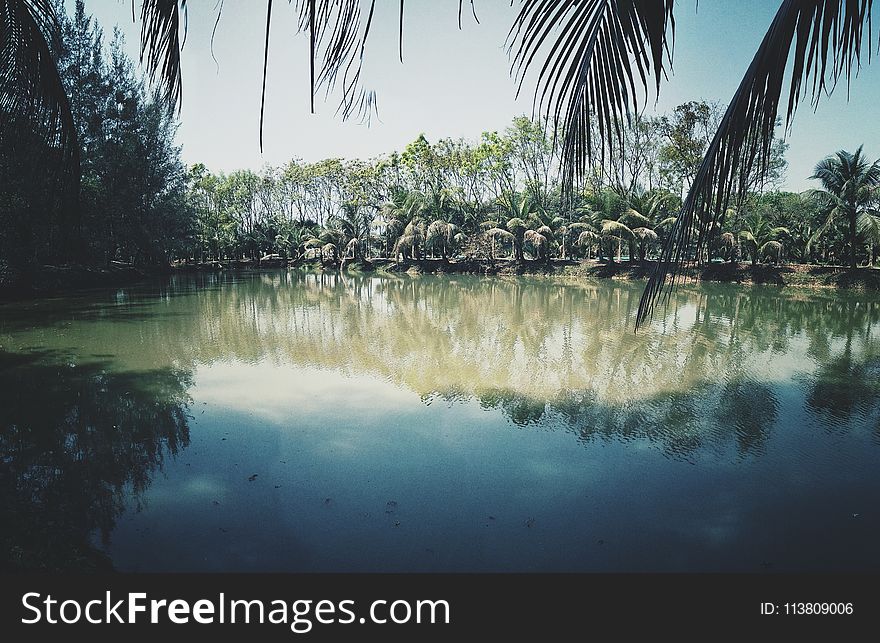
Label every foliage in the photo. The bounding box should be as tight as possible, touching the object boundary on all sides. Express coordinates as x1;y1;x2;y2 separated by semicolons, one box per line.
1;0;190;280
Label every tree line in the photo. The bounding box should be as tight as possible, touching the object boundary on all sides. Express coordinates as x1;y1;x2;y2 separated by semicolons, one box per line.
184;104;878;271
3;3;880;290
1;0;187;286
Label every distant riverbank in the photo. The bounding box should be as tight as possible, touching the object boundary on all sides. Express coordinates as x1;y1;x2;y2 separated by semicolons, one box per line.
359;258;880;292
3;257;880;300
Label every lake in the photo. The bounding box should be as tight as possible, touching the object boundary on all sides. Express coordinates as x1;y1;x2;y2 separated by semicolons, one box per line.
1;269;878;571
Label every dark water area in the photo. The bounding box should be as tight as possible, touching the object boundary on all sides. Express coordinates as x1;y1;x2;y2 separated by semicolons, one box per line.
1;270;878;571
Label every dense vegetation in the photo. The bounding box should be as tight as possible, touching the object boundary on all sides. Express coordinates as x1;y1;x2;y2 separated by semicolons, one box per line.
3;2;880;292
0;1;189;286
177;107;880;272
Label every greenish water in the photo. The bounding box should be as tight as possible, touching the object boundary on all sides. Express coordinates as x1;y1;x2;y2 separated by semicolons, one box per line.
1;270;879;571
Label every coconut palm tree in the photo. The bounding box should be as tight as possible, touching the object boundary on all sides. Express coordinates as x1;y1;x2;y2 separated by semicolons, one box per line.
576;228;601;259
858;210;880;266
393;218;426;262
600;205;672;264
425;219;464;260
320;242;338;265
499;195;535;263
600;219;636;263
305;227;347;265
329;202;372;262
524;226;552;262
565;209;604;261
737;211;791;266
506;217;527;263
808;147;880;268
625;189;678;260
719;232;737;263
484;226;515;261
378;190;426;258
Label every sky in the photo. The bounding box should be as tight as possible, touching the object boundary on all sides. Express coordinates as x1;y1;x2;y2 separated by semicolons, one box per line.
82;0;880;192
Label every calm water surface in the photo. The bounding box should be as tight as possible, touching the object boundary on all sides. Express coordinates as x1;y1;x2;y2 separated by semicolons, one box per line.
1;270;879;571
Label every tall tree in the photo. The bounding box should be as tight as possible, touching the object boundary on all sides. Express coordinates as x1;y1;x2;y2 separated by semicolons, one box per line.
808;146;880;269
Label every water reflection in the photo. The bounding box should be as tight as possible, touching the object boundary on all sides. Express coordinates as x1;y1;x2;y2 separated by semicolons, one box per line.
806;348;880;440
1;270;879;571
0;350;191;570
4;271;880;448
140;271;879;451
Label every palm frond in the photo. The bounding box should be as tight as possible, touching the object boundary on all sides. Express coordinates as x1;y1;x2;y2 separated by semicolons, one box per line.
760;239;784;261
719;231;736;248
508;0;675;189
292;0;379;124
139;0;185;108
525;212;544;229
806;207;839;252
632;227;657;241
857;210;880;243
577;230;600;246
535;224;553;238
293;0;483;126
601;218;634;239
0;0;78;185
770;226;791;238
259;0;273;151
738;230;757;245
485;227;515;242
621;208;652;227
637;0;876;327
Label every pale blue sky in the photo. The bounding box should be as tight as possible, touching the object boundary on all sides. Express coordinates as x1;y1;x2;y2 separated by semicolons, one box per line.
84;0;880;191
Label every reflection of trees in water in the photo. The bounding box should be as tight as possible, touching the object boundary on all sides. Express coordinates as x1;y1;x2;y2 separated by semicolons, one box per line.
0;351;191;570
715;379;779;455
805;334;880;440
449;378;779;460
68;272;879;398
808;355;880;421
4;270;879;471
63;272;880;443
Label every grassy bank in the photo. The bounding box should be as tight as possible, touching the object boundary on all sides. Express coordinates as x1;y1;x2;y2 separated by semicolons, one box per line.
4;257;880;300
566;260;880;291
369;257;880;292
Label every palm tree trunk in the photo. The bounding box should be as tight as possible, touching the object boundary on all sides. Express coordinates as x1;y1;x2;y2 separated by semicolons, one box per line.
850;211;858;269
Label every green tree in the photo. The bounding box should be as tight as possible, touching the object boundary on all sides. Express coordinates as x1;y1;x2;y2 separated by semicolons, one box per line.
809;146;880;269
737;210;790;265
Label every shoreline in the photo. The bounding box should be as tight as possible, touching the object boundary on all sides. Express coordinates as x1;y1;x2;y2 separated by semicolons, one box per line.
2;258;880;301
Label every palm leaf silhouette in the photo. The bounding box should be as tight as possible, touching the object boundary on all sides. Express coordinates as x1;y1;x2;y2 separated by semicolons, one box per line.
508;0;674;190
139;0;185;108
0;0;78;183
503;1;875;325
633;0;874;326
